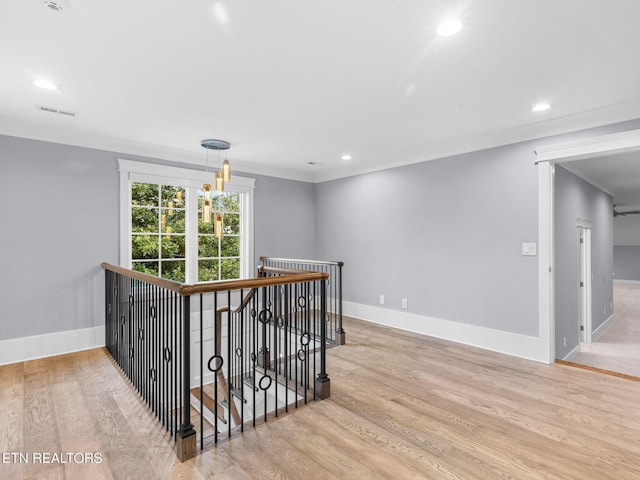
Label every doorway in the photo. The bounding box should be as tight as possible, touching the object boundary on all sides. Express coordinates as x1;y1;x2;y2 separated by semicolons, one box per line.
536;127;640;364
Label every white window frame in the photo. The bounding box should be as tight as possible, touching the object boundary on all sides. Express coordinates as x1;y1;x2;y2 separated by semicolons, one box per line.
119;159;255;282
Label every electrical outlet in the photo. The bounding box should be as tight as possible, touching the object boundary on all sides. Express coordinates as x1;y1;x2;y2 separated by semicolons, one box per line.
402;298;408;309
379;295;384;305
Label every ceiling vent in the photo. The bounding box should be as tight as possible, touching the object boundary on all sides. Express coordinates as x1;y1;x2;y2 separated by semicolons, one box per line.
36;105;78;117
40;0;68;13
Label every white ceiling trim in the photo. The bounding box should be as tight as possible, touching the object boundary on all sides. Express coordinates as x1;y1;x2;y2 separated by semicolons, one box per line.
534;128;640;163
3;98;640;185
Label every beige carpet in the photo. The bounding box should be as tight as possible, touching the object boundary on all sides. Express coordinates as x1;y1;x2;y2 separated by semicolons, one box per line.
572;282;640;378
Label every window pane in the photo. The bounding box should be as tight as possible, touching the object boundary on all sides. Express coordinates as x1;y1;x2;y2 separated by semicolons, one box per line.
161;260;185;282
132;261;158;276
198;217;213;235
198;235;219;258
224;214;240;235
132;235;159;259
199;259;219;282
220;258;240;280
219;192;240;212
162;208;185;233
132;207;158;233
161;235;185;259
221;235;239;257
132;182;158;206
161;185;185;208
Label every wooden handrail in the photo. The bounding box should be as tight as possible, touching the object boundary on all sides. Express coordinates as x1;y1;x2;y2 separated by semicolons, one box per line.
101;262;328;296
101;262;183;293
260;256;344;267
181;272;328;295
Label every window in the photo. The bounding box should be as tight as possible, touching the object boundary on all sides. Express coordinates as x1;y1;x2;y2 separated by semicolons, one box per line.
119;160;254;283
198;191;241;281
131;183;187;281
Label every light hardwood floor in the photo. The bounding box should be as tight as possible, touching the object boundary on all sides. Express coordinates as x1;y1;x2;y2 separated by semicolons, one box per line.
572;282;640;377
2;316;640;479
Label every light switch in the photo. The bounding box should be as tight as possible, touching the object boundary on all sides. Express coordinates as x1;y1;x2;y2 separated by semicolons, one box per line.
522;243;537;256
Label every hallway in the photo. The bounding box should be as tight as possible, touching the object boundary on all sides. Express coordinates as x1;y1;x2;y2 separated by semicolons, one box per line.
572;282;640;378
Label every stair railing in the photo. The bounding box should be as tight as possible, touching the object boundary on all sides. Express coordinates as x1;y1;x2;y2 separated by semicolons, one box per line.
259;257;345;344
102;262;330;462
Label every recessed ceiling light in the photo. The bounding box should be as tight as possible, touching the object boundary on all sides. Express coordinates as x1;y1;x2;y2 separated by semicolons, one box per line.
532;103;551;112
437;19;462;37
341;154;352;161
33;79;58;90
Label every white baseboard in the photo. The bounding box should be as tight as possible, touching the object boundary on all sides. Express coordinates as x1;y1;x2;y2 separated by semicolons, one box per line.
343;301;549;363
614;279;640;285
592;313;615;341
0;326;105;366
562;344;581;361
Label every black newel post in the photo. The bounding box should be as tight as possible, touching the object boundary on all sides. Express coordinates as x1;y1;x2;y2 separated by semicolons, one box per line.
315;279;331;399
176;295;196;461
336;264;345;345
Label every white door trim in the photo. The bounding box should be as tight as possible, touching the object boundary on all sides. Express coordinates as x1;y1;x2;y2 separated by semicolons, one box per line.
535;128;640;363
577;225;592;343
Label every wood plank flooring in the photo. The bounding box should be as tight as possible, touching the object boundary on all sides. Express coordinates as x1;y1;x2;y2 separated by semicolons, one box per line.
2;316;640;479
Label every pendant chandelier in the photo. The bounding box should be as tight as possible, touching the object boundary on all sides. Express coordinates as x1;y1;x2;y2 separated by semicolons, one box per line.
201;139;231;237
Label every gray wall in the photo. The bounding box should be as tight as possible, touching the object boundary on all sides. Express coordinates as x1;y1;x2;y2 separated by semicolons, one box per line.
613;215;640;280
315;141;540;336
314;119;640;343
3;118;640;349
554;165;613;359
613;215;640;246
613;246;640;281
253;174;316;267
0;135;315;342
0;135;119;341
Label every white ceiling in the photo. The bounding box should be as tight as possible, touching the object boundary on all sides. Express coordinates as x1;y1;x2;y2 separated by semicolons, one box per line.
561;150;640;210
2;0;640;182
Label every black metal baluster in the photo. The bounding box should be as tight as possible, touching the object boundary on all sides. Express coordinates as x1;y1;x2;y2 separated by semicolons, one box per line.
160;287;165;428
252;291;257;427
304;282;309;404
176;290;180;436
152;285;157;418
165;289;170;430
284;284;289;412
131;280;136;398
169;291;174;438
173;291;178;439
273;285;279;417
294;282;299;409
199;293;203;451
227;290;232;438
313;281;317;400
239;289;245;431
214;292;219;444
